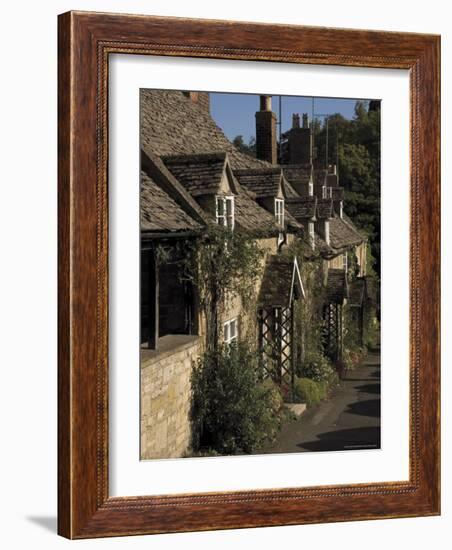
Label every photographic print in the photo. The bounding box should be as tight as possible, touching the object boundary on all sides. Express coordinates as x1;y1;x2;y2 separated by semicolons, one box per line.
140;89;381;460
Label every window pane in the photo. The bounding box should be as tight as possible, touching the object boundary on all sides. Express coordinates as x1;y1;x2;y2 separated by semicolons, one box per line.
226;198;233;216
217;197;224;215
224;322;229;342
275;200;284;226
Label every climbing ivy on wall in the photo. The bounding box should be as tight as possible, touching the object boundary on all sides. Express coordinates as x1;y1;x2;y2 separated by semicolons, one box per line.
282;237;327;366
182;225;265;351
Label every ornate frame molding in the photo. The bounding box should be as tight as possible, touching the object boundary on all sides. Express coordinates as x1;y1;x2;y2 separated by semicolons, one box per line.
58;11;440;538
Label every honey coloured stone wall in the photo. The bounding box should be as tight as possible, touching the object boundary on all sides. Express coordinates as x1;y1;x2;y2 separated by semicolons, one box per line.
140;336;200;459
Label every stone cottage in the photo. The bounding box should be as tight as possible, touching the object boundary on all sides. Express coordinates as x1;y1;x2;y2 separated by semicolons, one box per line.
139;90;374;459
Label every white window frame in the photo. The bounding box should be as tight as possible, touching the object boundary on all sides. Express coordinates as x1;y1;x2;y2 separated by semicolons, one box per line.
225;196;235;229
324;220;330;245
309;222;315;249
216;195;235;230
223;318;238;344
308;181;314;196
342;251;348;272
274;198;284;227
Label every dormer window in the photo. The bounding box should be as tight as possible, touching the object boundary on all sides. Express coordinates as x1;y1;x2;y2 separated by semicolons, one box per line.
275;198;284;227
216;196;235;229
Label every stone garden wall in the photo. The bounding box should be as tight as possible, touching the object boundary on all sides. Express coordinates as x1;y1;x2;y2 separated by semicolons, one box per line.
141;337;200;459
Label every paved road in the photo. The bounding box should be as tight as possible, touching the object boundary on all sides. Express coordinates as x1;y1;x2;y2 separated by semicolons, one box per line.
263;351;381;454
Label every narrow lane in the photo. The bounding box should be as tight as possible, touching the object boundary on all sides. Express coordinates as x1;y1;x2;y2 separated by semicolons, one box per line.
264;350;381;454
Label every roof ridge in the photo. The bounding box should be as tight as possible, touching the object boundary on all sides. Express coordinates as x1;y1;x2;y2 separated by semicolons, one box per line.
286;195;317;203
234;166;282;175
161;151;227;164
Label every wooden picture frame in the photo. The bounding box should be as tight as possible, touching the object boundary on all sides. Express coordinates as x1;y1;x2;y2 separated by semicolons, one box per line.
58;10;440;539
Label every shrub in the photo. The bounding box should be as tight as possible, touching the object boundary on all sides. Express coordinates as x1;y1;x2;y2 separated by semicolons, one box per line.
293;377;322;408
298;352;335;383
317;380;328;400
364;315;380;350
191;342;283;455
261;378;284;417
342;346;366;372
255;378;284;442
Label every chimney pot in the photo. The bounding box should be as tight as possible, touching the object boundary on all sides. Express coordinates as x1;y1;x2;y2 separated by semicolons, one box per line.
260;95;272;112
182;91;210;113
292;113;300;129
302;113;309;128
183;91;199;102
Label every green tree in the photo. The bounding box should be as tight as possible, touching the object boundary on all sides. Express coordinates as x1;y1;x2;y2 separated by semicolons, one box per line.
313;101;381;276
232;135;256;157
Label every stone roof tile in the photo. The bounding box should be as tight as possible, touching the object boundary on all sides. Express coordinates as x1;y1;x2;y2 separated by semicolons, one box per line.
282;176;302;198
282;164;312;187
161;152;227;196
234;190;281;236
329;216;365;249
141;170;203;233
325;268;348;304
258;255;301;307
234;168;282;198
316;198;333;219
140;89;269;171
286;196;317;220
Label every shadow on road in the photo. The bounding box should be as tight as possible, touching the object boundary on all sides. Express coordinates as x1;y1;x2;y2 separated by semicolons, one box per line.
263;351;381;455
343;370;380;384
346;398;381;418
297;427;381;452
355;383;381;395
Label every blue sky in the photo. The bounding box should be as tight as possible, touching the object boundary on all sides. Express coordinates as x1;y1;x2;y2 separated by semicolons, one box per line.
210;93;367;143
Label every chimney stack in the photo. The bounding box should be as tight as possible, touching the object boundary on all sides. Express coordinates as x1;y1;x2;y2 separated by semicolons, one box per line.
255;95;277;164
292;113;300;129
288;112;313;164
182;91;210;113
326;164;338;187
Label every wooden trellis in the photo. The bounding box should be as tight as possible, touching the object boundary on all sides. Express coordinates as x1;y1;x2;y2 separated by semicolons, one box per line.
323;302;343;362
258;304;295;387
